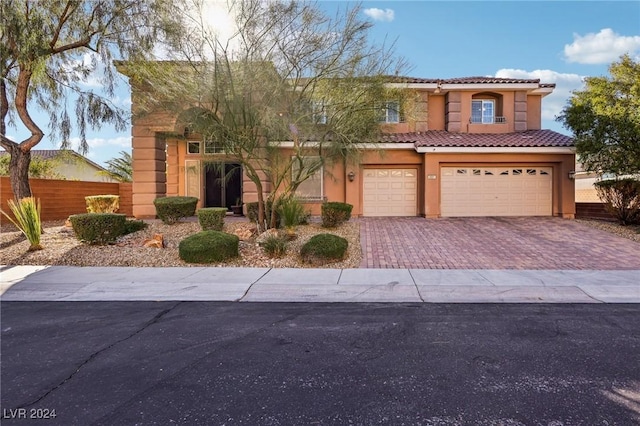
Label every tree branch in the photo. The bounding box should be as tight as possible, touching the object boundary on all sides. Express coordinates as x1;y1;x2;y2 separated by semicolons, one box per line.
15;67;44;150
49;1;75;50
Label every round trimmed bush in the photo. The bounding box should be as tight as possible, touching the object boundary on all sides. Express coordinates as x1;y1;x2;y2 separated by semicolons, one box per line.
178;231;239;264
321;202;353;228
69;213;126;245
154;196;198;224
300;233;348;265
197;207;227;231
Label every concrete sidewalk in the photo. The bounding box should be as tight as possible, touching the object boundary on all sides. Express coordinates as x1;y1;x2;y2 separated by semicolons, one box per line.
1;265;639;303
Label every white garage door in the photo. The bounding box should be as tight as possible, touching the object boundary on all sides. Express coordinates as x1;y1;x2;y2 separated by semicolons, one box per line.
363;168;417;216
441;167;552;217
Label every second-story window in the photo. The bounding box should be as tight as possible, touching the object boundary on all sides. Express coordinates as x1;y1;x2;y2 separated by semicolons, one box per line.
471;100;495;124
204;140;225;154
378;101;400;123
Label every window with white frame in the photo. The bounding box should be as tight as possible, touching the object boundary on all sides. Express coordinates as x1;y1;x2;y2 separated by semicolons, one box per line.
378;101;401;123
471;100;495;124
292;156;323;200
187;141;201;154
204;139;225;154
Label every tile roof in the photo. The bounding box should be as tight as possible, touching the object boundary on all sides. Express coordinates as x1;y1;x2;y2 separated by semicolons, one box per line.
388;75;554;87
382;130;574;148
0;149;77;160
0;149;108;170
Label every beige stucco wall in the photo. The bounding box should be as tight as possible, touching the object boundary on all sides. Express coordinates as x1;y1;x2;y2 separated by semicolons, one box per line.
51;160;116;182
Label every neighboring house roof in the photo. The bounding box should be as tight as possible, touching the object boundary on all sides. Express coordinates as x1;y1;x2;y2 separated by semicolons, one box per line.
0;149;108;171
383;130;573;148
0;149;116;181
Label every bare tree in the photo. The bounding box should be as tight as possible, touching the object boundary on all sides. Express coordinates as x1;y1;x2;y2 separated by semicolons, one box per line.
129;0;406;230
0;0;182;199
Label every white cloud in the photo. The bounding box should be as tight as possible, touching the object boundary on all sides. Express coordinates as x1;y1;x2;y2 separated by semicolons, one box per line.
88;136;131;148
364;8;395;22
564;28;640;64
69;136;131;150
495;69;585;121
110;96;132;107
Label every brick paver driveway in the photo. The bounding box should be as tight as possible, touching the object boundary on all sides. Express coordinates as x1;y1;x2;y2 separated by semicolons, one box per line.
360;217;640;269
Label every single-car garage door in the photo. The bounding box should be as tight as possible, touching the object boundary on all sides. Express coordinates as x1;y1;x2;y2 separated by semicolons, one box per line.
441;167;552;217
363;168;417;216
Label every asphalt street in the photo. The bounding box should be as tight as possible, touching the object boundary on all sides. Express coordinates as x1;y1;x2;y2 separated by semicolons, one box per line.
1;302;639;425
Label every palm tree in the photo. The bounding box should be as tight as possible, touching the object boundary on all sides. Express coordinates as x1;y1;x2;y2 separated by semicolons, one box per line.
102;151;132;182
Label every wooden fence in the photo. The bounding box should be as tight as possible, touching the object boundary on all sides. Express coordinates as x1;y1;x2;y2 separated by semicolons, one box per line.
1;177;133;222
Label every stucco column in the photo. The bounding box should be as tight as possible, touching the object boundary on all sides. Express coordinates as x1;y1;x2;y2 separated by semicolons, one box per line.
132;128;166;218
166;140;179;196
514;91;528;132
559;155;577;218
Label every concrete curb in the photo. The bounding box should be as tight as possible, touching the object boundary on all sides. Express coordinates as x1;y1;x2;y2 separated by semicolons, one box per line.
1;265;639;303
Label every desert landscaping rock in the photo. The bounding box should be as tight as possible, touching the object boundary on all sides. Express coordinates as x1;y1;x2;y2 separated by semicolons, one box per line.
0;219;361;269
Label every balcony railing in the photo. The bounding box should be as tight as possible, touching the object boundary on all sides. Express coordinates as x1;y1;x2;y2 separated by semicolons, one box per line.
470;116;507;124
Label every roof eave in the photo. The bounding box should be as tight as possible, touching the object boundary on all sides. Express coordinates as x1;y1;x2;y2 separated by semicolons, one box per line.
415;146;575;154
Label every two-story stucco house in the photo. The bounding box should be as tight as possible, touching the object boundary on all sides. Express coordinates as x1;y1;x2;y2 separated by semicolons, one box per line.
123;74;575;219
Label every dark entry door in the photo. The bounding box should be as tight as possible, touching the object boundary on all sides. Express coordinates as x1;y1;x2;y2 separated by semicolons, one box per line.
205;163;242;209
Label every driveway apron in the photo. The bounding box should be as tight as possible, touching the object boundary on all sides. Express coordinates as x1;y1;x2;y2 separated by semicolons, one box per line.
359;217;640;269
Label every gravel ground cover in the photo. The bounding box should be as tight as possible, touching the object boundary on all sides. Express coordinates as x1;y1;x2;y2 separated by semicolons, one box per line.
1;217;637;268
0;218;362;268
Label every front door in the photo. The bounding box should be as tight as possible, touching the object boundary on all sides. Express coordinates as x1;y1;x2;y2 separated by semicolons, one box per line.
205;163;242;209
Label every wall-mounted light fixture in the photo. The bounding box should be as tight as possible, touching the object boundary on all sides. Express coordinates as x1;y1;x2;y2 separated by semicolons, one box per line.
568;170;576;180
434;80;442;94
347;171;356;182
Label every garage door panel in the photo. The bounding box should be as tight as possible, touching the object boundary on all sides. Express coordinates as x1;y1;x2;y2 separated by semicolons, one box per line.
363;168;417;217
441;167;552;217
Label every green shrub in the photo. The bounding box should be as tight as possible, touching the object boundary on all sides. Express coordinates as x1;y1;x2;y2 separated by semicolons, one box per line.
153;196;198;224
300;233;348;265
261;234;288;258
1;197;42;251
321;202;353;227
178;231;239;264
246;200;281;229
123;219;148;235
595;178;640;225
85;195;119;213
69;213;126;244
197;207;227;231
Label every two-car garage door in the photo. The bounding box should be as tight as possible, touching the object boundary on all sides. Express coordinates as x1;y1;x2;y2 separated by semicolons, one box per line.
440;167;552;217
362;166;553;217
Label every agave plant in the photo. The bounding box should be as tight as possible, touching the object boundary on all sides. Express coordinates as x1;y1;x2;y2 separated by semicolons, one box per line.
2;197;43;251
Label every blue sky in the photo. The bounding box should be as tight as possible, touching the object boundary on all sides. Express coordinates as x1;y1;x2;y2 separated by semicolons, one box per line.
6;1;640;166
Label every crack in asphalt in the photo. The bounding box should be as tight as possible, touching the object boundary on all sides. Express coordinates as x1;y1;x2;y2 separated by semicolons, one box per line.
18;302;183;409
91;308;315;425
